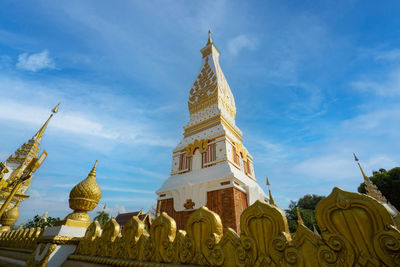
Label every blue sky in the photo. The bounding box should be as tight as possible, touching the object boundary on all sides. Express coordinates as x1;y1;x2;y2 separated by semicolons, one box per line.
1;0;400;224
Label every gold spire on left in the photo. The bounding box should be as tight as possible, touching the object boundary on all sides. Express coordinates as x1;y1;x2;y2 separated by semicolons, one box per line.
32;102;59;141
1;103;59;203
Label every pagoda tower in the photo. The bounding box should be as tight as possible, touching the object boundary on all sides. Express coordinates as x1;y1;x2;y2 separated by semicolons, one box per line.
0;104;59;208
156;32;267;232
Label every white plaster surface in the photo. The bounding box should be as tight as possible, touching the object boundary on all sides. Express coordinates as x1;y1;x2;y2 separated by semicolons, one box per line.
42;225;87;237
157;161;266;211
47;245;76;267
32;225;87;267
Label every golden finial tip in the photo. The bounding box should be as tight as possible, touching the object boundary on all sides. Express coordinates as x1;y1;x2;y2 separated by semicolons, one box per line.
268;188;276;206
266;176;270;186
88;160;98;177
207;30;213;45
52;103;60;114
353;153;359;162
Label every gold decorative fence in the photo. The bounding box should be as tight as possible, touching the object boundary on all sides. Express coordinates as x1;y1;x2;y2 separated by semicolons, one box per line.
69;187;400;267
0;227;42;252
0;187;399;266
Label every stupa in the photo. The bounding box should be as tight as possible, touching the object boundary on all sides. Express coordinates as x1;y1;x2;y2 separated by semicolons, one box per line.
156;32;267;232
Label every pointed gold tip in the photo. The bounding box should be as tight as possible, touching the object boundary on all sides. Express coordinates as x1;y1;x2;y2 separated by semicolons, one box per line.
353;153;359;162
266;177;270;186
52;103;60;114
207;30;213;45
268;188;275;206
296;207;304;225
89;160;98;176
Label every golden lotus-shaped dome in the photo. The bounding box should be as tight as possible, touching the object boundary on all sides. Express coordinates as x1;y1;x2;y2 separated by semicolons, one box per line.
0;204;20;233
69;161;101;212
0;204;20;226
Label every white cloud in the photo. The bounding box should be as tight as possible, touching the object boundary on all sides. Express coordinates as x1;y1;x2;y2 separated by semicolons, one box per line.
0;75;177;148
228;35;257;56
351;74;400;96
16;50;55;72
374;48;400;62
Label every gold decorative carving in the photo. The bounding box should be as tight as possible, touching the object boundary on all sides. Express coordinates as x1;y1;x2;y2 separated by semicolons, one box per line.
185;139;208;156
150;212;176;263
316;187;399;266
183;206;224;265
75;220;101;256
188;57;218;115
238;200;293;267
220;228;241;266
233;142;248;161
37;235;81;245
183;199;195;209
1;185;396;266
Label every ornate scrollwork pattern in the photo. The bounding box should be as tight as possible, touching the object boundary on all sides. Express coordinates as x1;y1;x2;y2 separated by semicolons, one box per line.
2;186;399;266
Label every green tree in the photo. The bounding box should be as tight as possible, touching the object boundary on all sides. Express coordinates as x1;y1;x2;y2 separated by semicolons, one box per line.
24;214;60;228
358;167;400;210
285;194;325;233
94;210;110;226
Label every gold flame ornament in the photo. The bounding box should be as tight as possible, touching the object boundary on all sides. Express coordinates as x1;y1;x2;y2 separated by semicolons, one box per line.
57;161;101;228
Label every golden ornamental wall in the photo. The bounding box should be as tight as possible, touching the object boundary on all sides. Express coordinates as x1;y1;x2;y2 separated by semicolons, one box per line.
69;187;400;266
0;186;399;266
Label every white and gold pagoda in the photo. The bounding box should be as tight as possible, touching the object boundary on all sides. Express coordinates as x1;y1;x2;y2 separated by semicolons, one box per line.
157;32;267;232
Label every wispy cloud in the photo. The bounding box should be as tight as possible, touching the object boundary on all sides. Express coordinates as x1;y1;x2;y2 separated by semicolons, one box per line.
374;48;400;62
0;75;177;148
228;35;257;56
351;68;400;96
16;50;55;72
101;186;154;194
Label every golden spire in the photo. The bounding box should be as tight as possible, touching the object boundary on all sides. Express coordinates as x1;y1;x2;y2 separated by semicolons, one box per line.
353;153;387;202
296;206;304;225
33;103;60;140
207;30;213;45
266;177;276;206
7;103;59;166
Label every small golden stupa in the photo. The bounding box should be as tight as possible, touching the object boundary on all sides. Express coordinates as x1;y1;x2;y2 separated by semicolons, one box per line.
57;161;101;228
0;203;20;233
